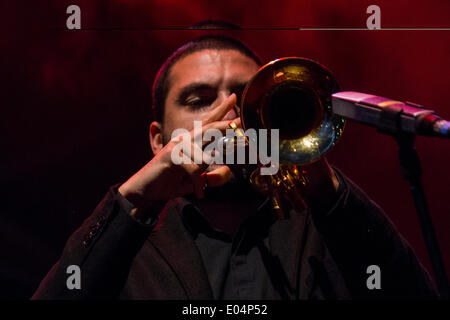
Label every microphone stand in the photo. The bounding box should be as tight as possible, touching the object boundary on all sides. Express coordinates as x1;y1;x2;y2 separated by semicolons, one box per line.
377;106;449;299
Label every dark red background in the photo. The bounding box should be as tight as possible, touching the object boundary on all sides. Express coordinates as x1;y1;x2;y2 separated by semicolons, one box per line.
1;0;449;299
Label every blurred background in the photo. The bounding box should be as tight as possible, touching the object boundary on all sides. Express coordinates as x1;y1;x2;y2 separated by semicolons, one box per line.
1;0;449;299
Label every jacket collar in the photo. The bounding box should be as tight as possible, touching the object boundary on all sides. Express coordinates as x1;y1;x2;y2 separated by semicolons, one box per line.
147;196;310;300
148;198;214;299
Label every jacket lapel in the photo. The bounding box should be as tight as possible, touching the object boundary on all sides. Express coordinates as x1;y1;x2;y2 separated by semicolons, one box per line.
147;199;213;299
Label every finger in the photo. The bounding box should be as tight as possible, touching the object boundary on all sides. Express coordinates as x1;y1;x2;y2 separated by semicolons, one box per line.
202;93;237;124
192;117;242;146
202;117;241;133
230;117;241;128
169;130;191;144
181;140;211;169
206;165;231;187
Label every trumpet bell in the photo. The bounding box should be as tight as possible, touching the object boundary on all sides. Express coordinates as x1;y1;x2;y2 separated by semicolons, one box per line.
240;57;345;165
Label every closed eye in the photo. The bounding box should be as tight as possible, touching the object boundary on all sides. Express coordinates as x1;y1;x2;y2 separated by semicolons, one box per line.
185;94;216;109
177;84;217;111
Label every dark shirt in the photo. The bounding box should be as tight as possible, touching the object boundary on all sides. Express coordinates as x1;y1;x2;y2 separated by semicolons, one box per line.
181;200;279;299
179;172;346;300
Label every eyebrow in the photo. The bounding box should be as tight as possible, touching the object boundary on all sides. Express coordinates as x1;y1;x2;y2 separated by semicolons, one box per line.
175;81;250;105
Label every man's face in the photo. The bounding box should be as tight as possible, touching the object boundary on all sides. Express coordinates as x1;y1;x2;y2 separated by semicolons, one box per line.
150;49;262;201
161;49;260;142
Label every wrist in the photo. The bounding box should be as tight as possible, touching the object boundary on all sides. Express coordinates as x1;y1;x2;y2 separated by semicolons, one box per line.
118;182;150;213
118;184;163;222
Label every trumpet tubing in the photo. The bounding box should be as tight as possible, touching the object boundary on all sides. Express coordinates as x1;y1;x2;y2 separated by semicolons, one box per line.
239;57;346;214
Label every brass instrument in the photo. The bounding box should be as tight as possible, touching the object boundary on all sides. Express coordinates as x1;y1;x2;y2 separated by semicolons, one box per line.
239;57;345;216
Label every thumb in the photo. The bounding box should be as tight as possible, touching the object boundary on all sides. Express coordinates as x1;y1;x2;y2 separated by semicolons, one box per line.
206;165;231;187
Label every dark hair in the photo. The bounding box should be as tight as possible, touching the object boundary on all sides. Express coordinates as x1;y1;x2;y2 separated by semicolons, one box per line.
188;20;241;30
151;34;261;123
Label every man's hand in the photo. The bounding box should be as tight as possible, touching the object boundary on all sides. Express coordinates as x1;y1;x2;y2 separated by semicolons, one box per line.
118;94;239;219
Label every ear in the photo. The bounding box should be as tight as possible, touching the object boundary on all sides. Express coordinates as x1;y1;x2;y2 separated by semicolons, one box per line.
149;121;164;155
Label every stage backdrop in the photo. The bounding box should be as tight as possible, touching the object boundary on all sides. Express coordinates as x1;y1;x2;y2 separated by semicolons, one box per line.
1;0;449;298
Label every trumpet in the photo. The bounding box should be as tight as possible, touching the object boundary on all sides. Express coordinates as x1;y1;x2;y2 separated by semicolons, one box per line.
238;57;345;216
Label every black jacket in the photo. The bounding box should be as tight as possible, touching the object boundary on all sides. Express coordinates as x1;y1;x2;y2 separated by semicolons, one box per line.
32;171;437;300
